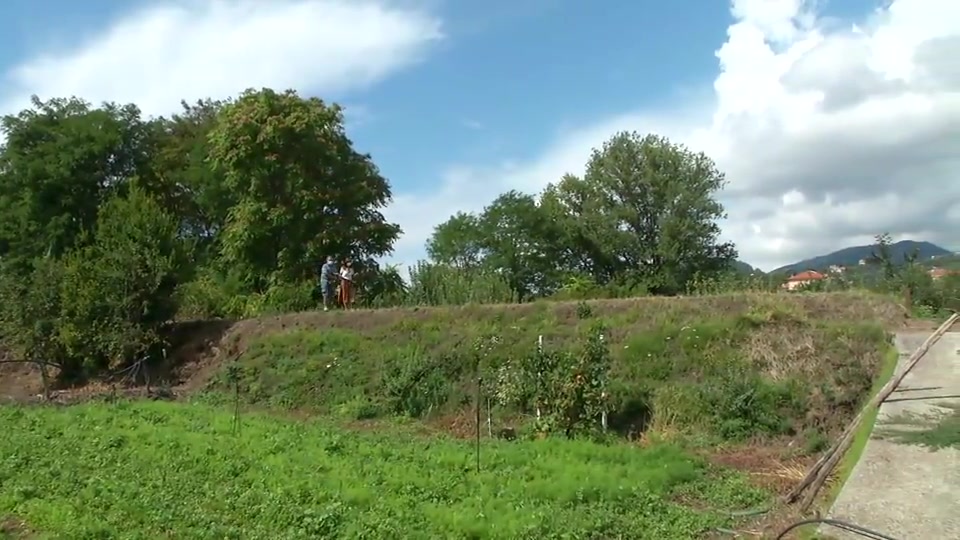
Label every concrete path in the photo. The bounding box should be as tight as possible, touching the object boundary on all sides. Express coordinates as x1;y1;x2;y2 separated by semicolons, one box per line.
826;332;960;540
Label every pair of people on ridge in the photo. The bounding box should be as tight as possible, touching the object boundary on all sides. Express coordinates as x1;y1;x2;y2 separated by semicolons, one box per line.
319;256;355;311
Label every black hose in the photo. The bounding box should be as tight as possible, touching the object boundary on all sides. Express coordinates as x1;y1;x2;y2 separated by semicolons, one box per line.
726;505;772;517
709;505;774;536
775;518;900;540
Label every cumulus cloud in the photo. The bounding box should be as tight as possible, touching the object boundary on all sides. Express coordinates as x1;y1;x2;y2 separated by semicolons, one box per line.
0;0;442;117
389;0;960;272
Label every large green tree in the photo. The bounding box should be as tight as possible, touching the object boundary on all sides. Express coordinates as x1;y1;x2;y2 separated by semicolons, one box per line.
0;96;153;268
208;88;400;289
427;191;562;300
476;191;561;299
541;131;736;294
427;212;484;268
148;99;233;255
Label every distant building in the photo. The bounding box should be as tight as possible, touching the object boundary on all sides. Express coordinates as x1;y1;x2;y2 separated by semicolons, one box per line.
929;267;956;280
828;264;845;274
783;270;827;291
858;259;867;266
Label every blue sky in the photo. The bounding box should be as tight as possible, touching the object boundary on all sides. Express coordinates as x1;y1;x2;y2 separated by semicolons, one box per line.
348;0;873;196
352;0;731;183
0;0;957;271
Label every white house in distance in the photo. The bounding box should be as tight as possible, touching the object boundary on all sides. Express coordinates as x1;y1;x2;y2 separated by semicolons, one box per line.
782;270;827;291
929;267;957;280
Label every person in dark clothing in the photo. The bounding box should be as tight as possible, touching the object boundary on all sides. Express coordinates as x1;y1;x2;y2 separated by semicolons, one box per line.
319;256;338;311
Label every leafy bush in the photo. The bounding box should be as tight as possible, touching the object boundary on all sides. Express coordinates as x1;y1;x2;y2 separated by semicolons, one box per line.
405;261;516;306
1;188;188;378
175;267;240;320
0;256;68;376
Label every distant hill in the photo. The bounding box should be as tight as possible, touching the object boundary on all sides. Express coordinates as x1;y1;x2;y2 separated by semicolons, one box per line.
730;260;760;274
920;253;960;270
773;240;952;275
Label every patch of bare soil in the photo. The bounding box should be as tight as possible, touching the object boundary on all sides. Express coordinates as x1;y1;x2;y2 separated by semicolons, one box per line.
417;408;534;441
706;441;818;496
0;360;44;403
700;440;853;538
163;319;236;393
422;411;480;439
0;319;235;405
899;317;941;332
0;515;33;539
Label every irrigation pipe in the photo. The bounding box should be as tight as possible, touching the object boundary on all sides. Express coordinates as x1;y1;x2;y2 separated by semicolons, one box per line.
713;515;900;539
774;518;899;540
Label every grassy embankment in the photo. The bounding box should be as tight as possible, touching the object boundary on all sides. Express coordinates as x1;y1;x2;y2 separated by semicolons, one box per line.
0;291;905;538
204;292;900;444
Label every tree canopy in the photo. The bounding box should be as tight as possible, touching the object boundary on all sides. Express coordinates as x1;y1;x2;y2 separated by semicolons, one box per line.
427;131;737;297
0;89;403;379
208;89;399;288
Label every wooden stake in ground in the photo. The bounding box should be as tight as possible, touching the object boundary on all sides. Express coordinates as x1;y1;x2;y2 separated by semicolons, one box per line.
785;312;959;509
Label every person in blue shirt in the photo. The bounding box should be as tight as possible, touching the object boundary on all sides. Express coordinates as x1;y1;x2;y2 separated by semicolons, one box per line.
319;256;338;311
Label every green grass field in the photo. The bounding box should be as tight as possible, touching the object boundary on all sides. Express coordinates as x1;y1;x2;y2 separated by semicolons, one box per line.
0;400;768;539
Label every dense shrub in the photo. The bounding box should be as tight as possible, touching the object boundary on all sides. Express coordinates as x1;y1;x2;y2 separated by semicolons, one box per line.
1;188;187;378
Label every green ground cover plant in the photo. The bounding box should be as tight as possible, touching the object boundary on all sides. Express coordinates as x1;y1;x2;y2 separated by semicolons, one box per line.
0;400;768;539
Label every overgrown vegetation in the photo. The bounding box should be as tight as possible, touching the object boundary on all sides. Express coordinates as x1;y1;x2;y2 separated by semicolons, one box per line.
198;292;899;446
0;86;948;538
0;88;953;388
0;400;769;539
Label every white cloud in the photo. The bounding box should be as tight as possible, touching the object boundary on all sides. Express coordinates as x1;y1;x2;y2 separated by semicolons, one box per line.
388;0;960;272
0;0;442;117
461;119;484;130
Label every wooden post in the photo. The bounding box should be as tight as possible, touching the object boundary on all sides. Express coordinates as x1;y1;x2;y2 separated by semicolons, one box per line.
599;333;607;431
536;335;543;421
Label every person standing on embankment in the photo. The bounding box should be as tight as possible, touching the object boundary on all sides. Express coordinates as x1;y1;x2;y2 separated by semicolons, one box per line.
319;256;338;311
339;258;355;309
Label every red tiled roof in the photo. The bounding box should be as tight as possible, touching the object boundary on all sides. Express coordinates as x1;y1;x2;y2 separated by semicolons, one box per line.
787;270;826;282
930;267;955;278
